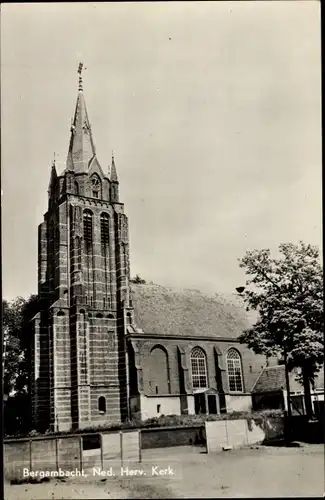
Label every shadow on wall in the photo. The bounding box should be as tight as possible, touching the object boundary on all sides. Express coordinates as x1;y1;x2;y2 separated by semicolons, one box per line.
247;414;284;442
140;426;206;449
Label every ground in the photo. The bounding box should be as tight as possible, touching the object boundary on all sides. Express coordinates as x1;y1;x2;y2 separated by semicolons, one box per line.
5;444;324;499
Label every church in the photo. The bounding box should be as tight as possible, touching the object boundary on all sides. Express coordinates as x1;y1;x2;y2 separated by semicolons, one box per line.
31;67;268;433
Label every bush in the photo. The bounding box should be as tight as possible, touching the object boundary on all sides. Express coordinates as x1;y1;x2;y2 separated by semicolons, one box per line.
5;409;284;440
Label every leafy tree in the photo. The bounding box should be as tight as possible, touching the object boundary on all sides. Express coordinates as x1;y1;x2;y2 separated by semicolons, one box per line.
3;294;39;435
238;242;323;418
130;274;146;284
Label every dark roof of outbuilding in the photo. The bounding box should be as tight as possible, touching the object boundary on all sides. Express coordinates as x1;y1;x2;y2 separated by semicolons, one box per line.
252;365;288;394
252;365;324;394
130;283;250;339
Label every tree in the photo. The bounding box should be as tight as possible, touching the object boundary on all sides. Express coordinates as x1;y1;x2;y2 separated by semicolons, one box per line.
3;294;39;435
130;274;146;284
238;242;323;418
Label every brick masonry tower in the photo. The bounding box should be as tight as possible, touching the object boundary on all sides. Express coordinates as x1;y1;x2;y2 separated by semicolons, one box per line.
31;65;134;432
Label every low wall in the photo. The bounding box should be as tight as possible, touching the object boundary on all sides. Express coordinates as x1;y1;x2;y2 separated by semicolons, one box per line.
58;436;81;470
5;417;285;480
141;425;205;449
32;438;57;471
121;430;141;461
4;430;141;482
4;440;31;481
206;416;284;453
4;435;82;482
101;431;121;466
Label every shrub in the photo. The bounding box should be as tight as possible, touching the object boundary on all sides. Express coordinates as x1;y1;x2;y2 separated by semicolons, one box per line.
4;409;284;440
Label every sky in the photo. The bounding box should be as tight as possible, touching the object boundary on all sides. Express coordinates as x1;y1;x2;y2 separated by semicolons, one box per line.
1;1;322;301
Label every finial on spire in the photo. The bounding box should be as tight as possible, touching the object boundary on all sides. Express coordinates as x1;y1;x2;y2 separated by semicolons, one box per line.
52;152;56;166
78;62;83;92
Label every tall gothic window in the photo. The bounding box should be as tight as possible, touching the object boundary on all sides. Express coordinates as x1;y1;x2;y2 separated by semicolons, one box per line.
100;213;110;245
191;347;208;390
101;212;110;307
83;210;93;246
149;345;170;394
227;349;243;392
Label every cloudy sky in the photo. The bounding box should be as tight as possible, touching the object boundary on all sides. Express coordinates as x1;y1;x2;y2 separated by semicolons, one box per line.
1;2;322;301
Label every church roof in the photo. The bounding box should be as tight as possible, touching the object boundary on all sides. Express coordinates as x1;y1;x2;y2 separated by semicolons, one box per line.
130;283;250;339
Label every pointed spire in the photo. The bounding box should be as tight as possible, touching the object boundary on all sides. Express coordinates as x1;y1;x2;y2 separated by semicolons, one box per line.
110;152;118;182
66;63;96;173
51;152;57;174
48;156;58;193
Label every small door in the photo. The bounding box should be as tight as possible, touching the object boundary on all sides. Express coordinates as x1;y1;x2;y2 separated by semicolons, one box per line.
219;392;227;413
194;393;206;414
207;394;217;414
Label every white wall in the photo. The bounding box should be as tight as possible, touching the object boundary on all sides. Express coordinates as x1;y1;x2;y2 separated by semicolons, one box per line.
312;393;324;402
187;395;195;415
226;394;252;412
140;395;181;419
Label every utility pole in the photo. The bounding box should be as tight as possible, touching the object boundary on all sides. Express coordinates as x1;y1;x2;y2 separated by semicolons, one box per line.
283;343;292;418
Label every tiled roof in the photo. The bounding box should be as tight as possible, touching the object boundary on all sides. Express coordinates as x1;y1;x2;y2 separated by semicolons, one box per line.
252;365;324;394
252;365;287;393
130;283;250;339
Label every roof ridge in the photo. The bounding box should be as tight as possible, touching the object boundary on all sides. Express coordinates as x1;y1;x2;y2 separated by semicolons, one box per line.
131;282;245;301
264;364;284;370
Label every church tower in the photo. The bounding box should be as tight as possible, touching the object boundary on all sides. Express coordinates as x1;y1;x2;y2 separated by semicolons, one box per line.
31;66;134;432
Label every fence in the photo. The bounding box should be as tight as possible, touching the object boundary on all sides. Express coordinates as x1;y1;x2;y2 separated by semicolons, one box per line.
4;429;141;482
205;416;284;453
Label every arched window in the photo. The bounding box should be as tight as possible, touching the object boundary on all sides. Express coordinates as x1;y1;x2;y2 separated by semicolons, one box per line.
100;213;110;245
98;396;106;413
149;346;170;394
190;347;208;389
227;349;243;392
83;210;93;245
75;181;79;195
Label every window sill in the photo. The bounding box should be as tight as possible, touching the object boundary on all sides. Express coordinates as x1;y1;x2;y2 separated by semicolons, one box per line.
227;392;250;395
